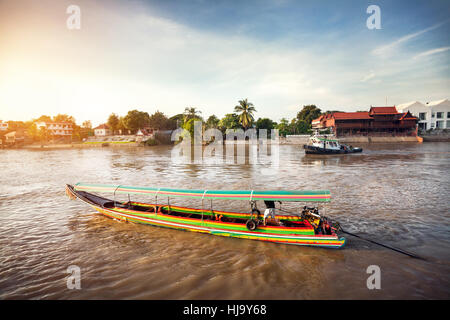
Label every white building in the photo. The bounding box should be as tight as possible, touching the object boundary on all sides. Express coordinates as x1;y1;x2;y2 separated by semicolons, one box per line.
0;120;8;131
94;124;111;136
396;99;450;131
35;121;73;136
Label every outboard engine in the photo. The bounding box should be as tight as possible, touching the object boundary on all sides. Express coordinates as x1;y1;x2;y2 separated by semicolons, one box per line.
301;206;332;235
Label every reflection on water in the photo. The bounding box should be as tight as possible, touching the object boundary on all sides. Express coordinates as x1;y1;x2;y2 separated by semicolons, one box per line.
0;143;449;299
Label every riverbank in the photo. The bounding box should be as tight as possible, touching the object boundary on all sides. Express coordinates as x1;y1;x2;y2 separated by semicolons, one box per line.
282;135;422;144
20;142;140;150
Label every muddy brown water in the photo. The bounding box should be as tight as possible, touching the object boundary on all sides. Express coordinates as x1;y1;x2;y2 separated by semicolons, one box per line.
0;143;449;299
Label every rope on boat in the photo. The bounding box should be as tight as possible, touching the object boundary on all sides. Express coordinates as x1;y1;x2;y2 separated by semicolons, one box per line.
332;222;426;260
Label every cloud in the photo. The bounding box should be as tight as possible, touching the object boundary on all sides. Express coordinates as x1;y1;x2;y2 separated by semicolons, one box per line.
360;71;376;82
372;21;448;57
413;46;450;59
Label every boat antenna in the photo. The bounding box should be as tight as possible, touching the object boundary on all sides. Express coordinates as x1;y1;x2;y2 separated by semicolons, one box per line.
154;187;160;215
113;185;121;207
201;190;208;222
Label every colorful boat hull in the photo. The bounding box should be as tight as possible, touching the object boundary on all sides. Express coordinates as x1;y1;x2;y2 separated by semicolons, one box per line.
66;185;346;248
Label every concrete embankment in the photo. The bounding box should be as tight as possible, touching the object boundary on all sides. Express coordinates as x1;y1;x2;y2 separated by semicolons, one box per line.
282;135;421;144
421;135;450;142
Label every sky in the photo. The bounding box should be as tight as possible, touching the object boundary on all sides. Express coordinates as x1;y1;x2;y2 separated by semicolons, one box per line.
0;0;449;126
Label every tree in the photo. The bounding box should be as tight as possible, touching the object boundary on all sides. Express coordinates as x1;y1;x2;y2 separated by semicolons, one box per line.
276;118;291;137
182;117;203;140
218;113;241;133
170;114;184;128
205;115;220;129
27;123;39;141
34;115;52;122
234;98;256;130
290;118;310;134
82;120;92;129
118;116;127;134
123;109;150;133
148;111;176;130
38;126;50;145
255;118;276;130
323;110;344;115
296;105;322;124
255;118;277;138
107;113;119;134
53;114;75;124
81;120;93;137
183;107;202;124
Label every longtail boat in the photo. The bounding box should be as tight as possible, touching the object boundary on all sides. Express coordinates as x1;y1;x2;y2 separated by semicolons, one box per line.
65;183;346;248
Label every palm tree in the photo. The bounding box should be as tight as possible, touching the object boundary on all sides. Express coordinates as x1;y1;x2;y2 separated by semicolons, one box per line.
234;99;256;129
183;107;202;124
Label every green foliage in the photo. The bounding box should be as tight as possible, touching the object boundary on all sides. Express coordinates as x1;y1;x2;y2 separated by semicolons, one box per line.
183;107;202;124
53;114;75;123
218;113;241;133
234;99;256;129
255;118;277;131
107;113;119;133
206;115;220;129
148;111;177;130
296;105;322;124
82;120;92;129
182;117;203;139
322;110;344;115
276;118;291;137
170;114;184;128
27;123;38;141
34;115;52;122
123;109;150;133
38;126;50;144
290;119;311;134
118;116;127;133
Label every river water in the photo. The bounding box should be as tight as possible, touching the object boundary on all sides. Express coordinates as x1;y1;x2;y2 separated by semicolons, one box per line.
0;143;449;299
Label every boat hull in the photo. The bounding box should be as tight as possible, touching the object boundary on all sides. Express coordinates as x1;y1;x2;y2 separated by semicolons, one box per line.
303;145;362;155
66;185;346;248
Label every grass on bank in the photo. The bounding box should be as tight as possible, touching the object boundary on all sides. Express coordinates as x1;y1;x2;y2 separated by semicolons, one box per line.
83;141;136;144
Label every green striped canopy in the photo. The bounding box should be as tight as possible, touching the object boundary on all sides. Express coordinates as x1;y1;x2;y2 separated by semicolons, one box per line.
74;183;331;202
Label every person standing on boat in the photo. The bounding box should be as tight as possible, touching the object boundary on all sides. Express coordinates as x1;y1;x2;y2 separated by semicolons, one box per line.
263;200;276;226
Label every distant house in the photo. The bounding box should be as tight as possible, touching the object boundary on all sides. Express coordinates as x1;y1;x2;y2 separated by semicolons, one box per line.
136;127;158;137
397;99;450;131
94;124;111;136
0;120;8;131
135;127;159;142
35;121;73;138
4;130;26;145
312;106;418;137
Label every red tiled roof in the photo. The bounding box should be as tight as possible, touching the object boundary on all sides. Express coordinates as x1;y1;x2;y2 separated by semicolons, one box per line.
312;115;324;123
399;111;418;121
332;112;372;120
94;124;109;130
369;106;398;114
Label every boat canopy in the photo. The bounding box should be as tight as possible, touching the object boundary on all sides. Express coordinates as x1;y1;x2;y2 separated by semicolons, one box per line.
74;183;331;202
312;136;338;142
